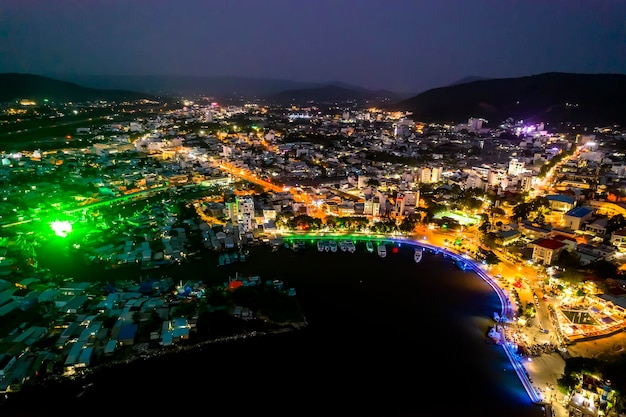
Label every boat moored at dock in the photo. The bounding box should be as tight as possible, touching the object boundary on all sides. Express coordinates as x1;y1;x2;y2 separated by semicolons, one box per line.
414;247;423;263
377;243;386;258
487;326;503;344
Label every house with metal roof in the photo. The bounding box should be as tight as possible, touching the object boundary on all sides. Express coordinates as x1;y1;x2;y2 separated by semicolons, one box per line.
115;323;138;346
546;194;576;212
58;295;89;314
576;243;617;265
563;206;594;230
584;216;609;237
496;229;521;246
519;221;552;239
104;339;118;356
610;229;626;251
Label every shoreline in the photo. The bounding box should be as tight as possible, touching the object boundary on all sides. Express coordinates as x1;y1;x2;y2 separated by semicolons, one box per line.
0;323;308;410
28;327;298;389
1;236;560;414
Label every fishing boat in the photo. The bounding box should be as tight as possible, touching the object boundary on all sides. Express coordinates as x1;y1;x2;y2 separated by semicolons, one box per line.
377;243;386;258
487;326;503;344
414;247;423;263
456;259;469;271
292;239;306;252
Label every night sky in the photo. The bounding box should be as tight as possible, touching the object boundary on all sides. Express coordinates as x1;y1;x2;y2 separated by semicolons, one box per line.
1;0;625;94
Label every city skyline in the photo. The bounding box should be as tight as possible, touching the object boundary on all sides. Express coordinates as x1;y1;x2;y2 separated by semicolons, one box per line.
1;0;626;94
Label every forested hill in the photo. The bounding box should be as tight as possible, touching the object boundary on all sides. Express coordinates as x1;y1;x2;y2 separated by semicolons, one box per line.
388;72;626;127
0;73;160;103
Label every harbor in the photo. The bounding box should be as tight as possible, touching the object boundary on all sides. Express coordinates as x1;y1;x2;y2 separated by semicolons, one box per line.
1;237;546;417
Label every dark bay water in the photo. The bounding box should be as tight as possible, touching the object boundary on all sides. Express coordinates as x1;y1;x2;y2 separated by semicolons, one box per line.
1;239;546;417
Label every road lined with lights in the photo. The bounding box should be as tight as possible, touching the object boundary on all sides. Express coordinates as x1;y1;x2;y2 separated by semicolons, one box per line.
211;161;326;216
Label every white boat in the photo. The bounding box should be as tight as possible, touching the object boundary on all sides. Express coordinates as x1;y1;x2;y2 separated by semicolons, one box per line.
329;240;338;252
377;243;386;258
292;239;305;252
487;326;503;344
317;240;325;252
366;240;374;253
414;248;423;263
339;240;348;252
346;239;356;253
493;312;501;322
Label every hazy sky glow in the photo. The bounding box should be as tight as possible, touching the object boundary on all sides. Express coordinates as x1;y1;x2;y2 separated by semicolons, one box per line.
1;0;626;94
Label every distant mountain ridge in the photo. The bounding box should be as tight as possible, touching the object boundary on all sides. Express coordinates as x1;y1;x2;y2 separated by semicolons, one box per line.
390;72;626;127
1;72;414;106
264;84;410;106
44;73;325;100
42;72;416;102
4;72;626;127
447;76;491;86
0;73;158;103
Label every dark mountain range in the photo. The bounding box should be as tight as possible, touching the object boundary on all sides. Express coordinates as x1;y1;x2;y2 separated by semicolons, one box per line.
42;73;414;103
5;72;625;128
448;76;491;86
42;73;327;101
264;84;410;106
0;73;159;103
390;72;626;127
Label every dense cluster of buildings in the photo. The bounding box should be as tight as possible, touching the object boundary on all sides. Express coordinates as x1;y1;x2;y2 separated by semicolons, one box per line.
2;96;626;409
